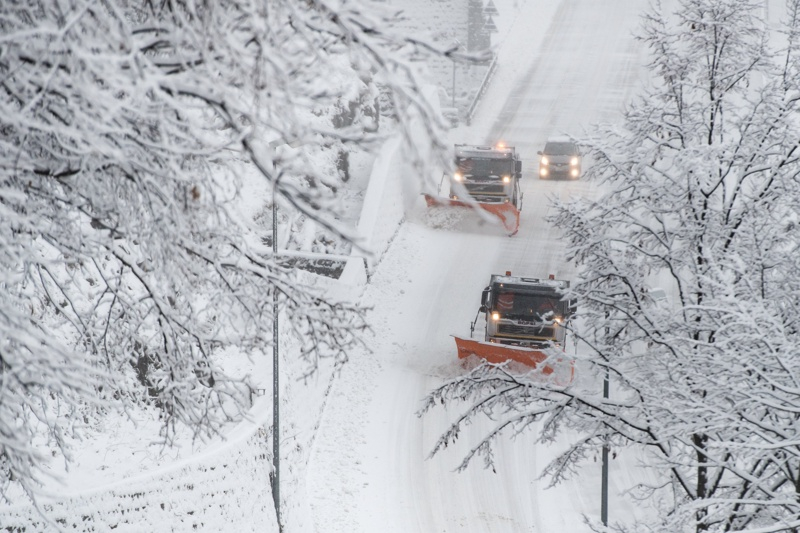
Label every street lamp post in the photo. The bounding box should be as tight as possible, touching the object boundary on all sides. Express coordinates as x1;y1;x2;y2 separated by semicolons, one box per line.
599;319;610;528
271;190;281;531
601;367;609;526
451;39;462;110
452;60;456;108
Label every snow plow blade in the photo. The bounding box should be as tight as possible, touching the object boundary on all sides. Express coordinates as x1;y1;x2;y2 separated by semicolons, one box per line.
423;194;519;236
454;336;574;383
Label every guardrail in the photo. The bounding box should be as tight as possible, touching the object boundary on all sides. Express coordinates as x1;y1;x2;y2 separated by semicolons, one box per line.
465;55;498;126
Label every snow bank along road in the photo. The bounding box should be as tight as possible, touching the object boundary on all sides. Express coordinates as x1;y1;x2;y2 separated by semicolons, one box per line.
308;1;656;531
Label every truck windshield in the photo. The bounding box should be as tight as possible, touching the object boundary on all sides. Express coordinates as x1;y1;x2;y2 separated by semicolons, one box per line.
493;289;561;321
456;157;514;178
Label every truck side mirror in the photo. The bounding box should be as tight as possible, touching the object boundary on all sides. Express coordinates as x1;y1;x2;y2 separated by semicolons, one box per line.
568;299;577;316
515;160;522;173
480;287;490;310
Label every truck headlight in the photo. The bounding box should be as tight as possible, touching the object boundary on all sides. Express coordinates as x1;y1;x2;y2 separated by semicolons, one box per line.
491;312;500;321
453;172;463;182
502;175;510;183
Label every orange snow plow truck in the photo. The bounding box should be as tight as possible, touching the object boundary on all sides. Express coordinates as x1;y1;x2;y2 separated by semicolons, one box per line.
424;143;522;235
455;272;575;380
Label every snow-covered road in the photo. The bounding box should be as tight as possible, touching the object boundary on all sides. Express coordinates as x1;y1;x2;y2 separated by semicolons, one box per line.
308;1;656;531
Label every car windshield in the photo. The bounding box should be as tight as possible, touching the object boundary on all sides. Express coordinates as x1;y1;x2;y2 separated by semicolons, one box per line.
456;157;514;177
493;289;562;320
544;142;577;156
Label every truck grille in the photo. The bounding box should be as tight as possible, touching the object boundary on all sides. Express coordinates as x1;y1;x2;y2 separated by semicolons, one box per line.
466;183;505;195
497;324;555;339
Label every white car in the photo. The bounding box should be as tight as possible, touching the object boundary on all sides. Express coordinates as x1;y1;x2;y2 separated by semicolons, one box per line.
538;139;581;180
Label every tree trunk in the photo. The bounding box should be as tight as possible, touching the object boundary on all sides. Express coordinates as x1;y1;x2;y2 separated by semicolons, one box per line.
694;433;709;532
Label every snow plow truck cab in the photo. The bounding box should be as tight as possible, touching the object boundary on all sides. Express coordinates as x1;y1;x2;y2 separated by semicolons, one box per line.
450;143;522;208
423;143;523;235
454;272;575;378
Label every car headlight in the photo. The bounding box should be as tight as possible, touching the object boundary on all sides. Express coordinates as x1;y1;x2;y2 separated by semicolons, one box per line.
571;168;579;177
570;157;579;166
541;156;549;165
540;167;548;177
492;312;500;321
502;175;510;183
453;172;463;182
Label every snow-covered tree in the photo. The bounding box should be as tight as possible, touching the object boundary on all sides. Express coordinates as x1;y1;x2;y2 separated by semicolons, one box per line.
0;0;472;501
467;0;491;53
424;0;800;531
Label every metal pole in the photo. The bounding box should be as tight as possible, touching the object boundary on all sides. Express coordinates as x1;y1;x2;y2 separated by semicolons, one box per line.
452;60;456;108
601;367;609;527
272;192;281;531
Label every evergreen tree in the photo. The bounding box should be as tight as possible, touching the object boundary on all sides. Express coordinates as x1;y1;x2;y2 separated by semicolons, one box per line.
467;0;491;52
